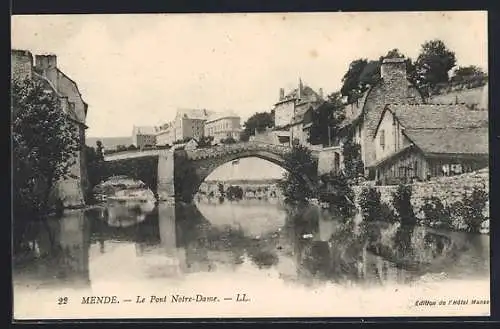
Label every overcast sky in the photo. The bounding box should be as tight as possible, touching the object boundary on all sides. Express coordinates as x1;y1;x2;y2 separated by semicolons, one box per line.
12;12;487;139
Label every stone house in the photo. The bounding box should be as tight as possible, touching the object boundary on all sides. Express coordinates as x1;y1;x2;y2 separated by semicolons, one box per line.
132;126;157;149
272;79;324;146
370;103;488;184
204;112;241;144
156;121;176;146
11;50;89;208
174;108;214;142
335;57;427;178
172;138;198;151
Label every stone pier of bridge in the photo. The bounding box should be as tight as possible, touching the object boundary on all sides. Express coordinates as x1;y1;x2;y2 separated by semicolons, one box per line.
157;150;176;201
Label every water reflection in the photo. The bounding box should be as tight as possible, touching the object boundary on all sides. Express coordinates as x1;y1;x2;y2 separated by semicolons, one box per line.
13;199;490;291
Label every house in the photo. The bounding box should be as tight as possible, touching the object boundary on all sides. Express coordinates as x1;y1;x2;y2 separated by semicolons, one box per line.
335;57;427;178
156;121;176;146
132;126;157;149
273;79;324;146
172;138;198;151
11;50;90;208
174;108;214;141
370;103;488;184
204;111;241;144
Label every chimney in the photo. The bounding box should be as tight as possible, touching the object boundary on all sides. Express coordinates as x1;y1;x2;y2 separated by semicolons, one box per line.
298;78;303;99
380;57;406;81
279;88;285;100
35;54;57;71
318;88;324;99
380;57;408;103
35;54;58;87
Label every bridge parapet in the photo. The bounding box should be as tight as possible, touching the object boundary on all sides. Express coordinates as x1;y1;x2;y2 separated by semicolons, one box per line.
185;142;292;160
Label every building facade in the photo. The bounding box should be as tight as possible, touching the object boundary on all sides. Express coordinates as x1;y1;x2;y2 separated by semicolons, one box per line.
272;79;324;146
370;103;488;184
11;50;89;208
132;126;157;149
174;109;212;142
156;122;176;146
336;57;426;178
204;113;241;144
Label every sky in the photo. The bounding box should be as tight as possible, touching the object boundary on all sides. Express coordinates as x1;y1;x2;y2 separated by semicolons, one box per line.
12;12;487;139
11;12;488;181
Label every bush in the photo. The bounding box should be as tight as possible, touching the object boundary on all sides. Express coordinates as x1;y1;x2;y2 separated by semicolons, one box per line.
220;137;237;144
358;187;396;224
462;186;488;233
392;184;416;226
318;172;356;220
358;187;382;222
380;202;397;223
420;196;452;229
277;145;317;203
342;138;364;181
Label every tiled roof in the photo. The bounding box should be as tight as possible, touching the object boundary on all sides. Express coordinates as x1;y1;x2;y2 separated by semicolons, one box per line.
177;108;213;120
133;126;157;135
276;85;323;105
206;110;239;122
389;104;488;129
404;127;488;155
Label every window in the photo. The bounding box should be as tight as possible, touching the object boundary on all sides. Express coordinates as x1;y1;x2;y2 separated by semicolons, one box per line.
379;130;385;149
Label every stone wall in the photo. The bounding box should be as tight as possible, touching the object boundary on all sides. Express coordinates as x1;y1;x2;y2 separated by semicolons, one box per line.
353;168;489;220
317;146;342;176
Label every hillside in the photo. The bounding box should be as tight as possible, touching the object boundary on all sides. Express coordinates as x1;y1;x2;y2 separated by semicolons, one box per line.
428;85;488;110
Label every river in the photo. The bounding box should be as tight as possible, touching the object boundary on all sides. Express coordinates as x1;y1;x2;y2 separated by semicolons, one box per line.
13;197;490;319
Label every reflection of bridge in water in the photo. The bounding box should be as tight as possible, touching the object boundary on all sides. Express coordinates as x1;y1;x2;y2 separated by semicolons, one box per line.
102;142;319;202
14;200;490;289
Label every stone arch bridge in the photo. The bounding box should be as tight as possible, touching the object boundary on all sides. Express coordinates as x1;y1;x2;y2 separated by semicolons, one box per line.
103;142;319;202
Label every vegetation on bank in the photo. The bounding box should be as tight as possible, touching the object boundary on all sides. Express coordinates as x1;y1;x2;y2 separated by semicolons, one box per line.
357;184;489;234
277;144;357;220
277;142;488;235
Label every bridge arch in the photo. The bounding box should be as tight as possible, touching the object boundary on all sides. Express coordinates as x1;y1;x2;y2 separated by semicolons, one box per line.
175;145;318;201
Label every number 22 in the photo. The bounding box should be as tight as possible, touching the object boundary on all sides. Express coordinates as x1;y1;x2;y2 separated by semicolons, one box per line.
58;297;68;305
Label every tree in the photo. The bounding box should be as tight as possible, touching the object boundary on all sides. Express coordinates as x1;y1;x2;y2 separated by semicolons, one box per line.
198;136;214;148
13;77;80;213
308;92;346;146
240;111;275;141
13;78;80;250
318;172;356;220
341;59;368;103
341;138;364;181
340;48;416;103
220;136;237;144
96;140;104;161
414;39;457;90
277;145;317;203
451;65;487;85
217;182;225;197
116;144;127;152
